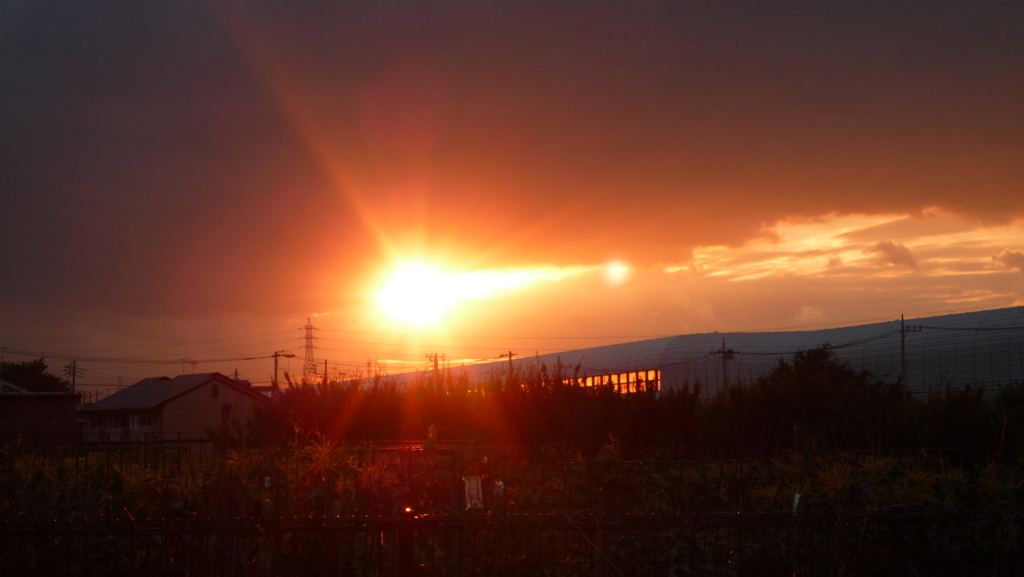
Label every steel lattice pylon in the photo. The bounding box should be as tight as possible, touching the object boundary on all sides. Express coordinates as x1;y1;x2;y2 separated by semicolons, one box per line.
302;318;316;385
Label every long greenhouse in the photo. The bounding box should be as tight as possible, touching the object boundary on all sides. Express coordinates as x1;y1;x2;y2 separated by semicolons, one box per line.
390;306;1024;397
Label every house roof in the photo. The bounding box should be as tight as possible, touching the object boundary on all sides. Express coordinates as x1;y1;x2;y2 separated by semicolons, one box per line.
0;379;28;394
81;372;265;411
0;378;78;397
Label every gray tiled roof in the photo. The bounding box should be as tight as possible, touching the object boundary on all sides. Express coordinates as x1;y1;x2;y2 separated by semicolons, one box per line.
81;373;231;411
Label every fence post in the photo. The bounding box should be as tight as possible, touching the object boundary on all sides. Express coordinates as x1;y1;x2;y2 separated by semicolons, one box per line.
396;516;416;576
451;523;461;577
888;506;907;576
593;518;606;577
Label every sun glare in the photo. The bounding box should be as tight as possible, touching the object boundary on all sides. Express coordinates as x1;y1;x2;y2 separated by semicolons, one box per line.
603;261;630;286
376;264;594;324
377;265;459;323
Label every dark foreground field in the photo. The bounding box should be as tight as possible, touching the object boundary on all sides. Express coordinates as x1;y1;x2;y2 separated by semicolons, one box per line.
3;348;1023;574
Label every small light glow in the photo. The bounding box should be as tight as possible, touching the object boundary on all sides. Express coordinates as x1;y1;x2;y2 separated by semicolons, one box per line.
603;261;630;286
404;507;413;512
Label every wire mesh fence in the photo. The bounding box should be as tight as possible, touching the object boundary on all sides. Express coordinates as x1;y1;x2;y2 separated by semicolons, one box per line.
1;510;1019;576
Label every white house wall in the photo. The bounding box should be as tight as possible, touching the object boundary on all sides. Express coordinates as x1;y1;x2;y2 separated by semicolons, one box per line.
160;381;264;440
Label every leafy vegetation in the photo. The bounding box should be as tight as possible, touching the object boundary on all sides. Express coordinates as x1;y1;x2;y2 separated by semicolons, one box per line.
3;346;1024;522
0;358;70;393
4;437;1024;522
263;346;1024;455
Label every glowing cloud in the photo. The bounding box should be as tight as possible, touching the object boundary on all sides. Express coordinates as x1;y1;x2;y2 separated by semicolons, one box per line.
994;249;1024;274
865;240;918;269
678;211;1024;282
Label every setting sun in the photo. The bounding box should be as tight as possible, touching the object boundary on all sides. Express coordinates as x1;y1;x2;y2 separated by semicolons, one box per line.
376;265;460;324
375;264;595;324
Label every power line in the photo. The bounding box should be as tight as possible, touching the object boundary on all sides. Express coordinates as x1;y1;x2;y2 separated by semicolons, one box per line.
313;306;1022;341
43;329;298;354
7;317;1020;380
918;325;1024;332
314;342;569;360
314;338;567;353
312;327;673;340
0;347;278;365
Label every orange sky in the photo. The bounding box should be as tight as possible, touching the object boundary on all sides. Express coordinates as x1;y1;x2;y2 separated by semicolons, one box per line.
1;2;1022;387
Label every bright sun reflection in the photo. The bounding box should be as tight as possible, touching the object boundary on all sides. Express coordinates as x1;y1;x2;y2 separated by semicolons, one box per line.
376;264;594;324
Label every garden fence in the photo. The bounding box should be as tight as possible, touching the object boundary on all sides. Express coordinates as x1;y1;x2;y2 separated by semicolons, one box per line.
1;510;1019;576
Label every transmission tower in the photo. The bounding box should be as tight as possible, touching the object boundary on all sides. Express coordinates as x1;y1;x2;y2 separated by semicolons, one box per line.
302;318;317;385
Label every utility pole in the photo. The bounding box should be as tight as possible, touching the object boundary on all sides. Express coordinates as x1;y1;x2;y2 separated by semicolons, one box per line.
900;314;905;386
303;318;317;385
323;359;329;386
63;360;78;393
710;339;736;389
900;314;922;387
272;350;294;399
426;353;444;392
498;351;517;385
722;338;728;387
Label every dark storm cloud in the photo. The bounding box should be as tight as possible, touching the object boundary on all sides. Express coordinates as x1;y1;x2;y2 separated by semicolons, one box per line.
2;1;1022;318
0;1;367;316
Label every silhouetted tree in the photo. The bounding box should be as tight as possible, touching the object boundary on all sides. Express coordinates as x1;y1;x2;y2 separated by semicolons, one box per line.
0;358;71;392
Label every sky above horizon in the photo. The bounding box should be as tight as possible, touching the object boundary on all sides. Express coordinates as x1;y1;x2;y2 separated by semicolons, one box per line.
1;1;1022;389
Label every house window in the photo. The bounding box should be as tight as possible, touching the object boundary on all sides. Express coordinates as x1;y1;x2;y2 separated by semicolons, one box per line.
0;403;8;420
211;384;219;399
221;404;231;424
131;414;152;429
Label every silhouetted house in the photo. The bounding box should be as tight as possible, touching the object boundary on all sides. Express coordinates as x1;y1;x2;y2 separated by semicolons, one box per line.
0;379;80;446
80;373;267;443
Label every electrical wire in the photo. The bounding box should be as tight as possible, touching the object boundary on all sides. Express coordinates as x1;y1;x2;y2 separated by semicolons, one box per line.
6;319;1019;379
311;327;672;340
918;325;1024;332
0;347;277;364
45;329;298;354
314;336;567;353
